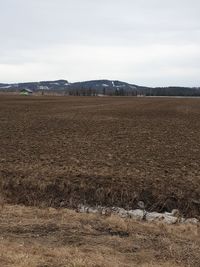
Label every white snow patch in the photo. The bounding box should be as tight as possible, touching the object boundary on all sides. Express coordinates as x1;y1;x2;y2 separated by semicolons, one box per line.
38;85;49;90
77;204;199;225
0;85;12;89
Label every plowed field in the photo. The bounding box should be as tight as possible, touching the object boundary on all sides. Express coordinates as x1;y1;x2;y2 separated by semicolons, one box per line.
0;96;200;217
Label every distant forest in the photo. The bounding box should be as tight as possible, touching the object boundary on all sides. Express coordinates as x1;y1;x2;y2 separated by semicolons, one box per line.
0;80;200;96
65;86;200;97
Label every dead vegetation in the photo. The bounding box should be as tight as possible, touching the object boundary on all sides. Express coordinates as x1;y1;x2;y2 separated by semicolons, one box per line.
0;95;200;217
0;204;199;267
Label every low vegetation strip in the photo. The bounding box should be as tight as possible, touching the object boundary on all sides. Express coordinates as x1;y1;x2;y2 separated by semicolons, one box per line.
0;96;200;217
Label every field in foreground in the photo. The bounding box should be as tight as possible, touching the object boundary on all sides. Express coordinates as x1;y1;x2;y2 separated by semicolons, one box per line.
0;96;200;217
0;204;199;267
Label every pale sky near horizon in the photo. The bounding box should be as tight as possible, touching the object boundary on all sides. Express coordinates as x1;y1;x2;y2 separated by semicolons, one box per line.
0;0;200;86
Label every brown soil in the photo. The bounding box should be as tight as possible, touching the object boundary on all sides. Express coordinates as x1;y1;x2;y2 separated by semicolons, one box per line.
0;204;199;267
0;95;200;217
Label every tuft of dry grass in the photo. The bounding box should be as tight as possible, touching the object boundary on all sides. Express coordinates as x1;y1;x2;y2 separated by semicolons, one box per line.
0;205;199;267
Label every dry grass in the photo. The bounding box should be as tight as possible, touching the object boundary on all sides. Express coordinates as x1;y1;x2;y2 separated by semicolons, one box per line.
0;205;199;267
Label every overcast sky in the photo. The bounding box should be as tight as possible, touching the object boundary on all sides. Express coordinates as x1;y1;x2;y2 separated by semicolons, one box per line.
0;0;200;86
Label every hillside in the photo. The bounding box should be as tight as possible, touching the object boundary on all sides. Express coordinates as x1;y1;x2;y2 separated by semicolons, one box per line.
0;79;200;96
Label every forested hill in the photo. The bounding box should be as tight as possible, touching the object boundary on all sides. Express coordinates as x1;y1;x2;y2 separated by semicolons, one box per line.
0;79;200;96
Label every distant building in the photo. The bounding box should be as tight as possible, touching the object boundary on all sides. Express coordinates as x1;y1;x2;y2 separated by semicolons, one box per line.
20;89;33;96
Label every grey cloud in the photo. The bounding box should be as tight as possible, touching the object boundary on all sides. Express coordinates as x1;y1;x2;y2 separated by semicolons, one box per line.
0;0;200;85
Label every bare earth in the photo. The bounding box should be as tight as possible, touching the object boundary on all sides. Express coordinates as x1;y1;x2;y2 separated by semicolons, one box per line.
0;95;200;266
0;96;200;216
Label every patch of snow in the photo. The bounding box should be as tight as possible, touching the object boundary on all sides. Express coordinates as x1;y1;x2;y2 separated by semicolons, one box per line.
50;82;59;85
145;211;164;222
128;209;144;220
0;85;12;89
77;204;199;225
98;94;107;97
183;218;199;224
114;84;126;88
112;207;128;218
38;86;49;90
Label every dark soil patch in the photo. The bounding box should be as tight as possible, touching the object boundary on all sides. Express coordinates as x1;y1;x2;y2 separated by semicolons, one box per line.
0;96;200;217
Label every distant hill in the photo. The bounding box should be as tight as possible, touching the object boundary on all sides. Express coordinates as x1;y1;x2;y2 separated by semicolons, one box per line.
0;80;69;91
0;79;200;96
